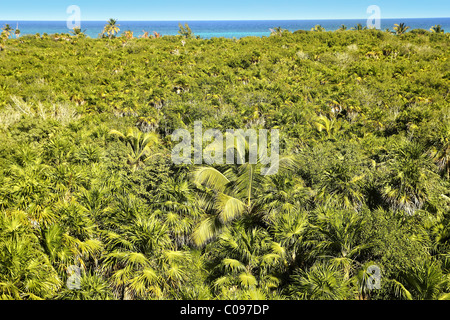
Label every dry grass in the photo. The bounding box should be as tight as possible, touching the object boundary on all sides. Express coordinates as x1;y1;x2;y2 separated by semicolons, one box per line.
0;95;80;130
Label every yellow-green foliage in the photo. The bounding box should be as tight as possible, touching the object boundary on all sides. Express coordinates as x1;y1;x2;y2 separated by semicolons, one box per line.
0;30;449;300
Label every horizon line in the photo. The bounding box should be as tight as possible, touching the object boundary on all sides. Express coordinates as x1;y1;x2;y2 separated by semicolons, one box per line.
1;17;449;22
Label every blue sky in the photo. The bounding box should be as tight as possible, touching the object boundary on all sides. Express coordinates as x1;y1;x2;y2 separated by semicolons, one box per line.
0;0;449;20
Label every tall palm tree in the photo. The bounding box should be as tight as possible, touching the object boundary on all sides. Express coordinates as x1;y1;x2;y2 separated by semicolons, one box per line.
103;19;120;39
1;24;13;39
351;23;367;31
178;23;193;39
270;27;287;36
191;131;297;246
311;25;325;32
430;25;444;34
140;30;150;38
393;23;410;35
70;27;86;38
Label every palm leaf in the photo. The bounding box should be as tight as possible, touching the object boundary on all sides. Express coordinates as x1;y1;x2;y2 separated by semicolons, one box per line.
192;167;230;192
215;193;246;223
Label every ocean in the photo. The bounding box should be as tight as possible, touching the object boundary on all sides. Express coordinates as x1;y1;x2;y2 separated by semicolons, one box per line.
1;18;449;39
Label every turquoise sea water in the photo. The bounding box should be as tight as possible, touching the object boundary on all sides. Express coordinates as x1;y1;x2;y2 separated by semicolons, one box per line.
1;18;449;39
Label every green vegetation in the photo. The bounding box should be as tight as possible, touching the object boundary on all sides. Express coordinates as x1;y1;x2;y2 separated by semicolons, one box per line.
0;24;449;300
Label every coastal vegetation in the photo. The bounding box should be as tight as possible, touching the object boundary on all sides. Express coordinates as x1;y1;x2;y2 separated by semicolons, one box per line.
0;22;449;300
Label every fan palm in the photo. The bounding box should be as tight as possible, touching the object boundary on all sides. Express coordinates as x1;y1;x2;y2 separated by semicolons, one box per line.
313;115;341;140
393;261;450;300
315;158;365;210
381;142;439;215
310;209;370;279
57;272;114;300
0;211;62;299
110;127;160;171
152;177;201;248
289;263;356;300
429;125;450;179
210;223;284;299
102;211;191;299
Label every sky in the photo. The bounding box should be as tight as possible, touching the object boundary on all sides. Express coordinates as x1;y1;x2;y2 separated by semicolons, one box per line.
0;0;449;21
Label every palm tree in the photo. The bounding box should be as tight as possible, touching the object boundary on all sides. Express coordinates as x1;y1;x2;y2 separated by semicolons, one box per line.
151;177;201;248
310;209;370;279
140;30;150;38
430;129;450;179
430;25;445;34
351;23;367;31
56;272;114;300
271;208;310;271
393;23;410;35
178;23;194;39
0;211;62;299
102;19;120;39
123;30;134;39
70;27;86;38
311;25;325;32
393;261;450;300
109;127;160;171
210;223;284;299
102;209;192;299
14;27;20;38
316;161;365;210
381;141;439;215
191;131;297;246
338;25;347;31
289;263;356;300
1;24;13;39
270;27;287;36
313;115;341;140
